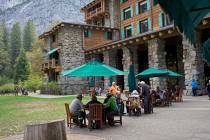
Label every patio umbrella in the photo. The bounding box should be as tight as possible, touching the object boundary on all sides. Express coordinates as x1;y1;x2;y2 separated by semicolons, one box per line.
136;67;169;79
156;0;210;64
161;69;183;77
128;64;136;92
62;61;127;77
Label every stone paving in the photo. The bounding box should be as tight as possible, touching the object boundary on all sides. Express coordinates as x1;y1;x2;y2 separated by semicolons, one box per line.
1;96;210;140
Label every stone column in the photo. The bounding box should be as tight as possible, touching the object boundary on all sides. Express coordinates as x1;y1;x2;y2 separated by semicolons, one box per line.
148;38;167;89
122;47;131;90
182;34;205;95
103;50;117;89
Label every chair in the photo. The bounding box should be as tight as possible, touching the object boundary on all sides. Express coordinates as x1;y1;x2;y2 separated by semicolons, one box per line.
64;103;78;128
113;111;122;125
88;104;103;130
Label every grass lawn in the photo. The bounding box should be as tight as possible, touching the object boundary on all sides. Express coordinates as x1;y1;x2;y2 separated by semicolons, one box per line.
0;95;98;138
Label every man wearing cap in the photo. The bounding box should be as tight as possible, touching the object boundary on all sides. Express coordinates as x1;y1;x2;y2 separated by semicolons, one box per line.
70;94;86;127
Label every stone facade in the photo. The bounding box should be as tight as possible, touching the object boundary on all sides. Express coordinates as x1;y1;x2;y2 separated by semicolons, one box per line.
182;35;205;95
58;26;86;94
148;38;167;89
122;47;131;90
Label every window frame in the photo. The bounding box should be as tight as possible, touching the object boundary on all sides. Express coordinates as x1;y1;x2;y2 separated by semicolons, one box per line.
138;0;147;14
84;30;89;38
123;7;132;20
139;19;149;33
124;25;132;38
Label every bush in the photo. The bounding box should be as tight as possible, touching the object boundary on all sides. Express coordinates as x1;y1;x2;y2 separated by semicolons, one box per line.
40;81;61;95
0;76;13;86
24;75;42;91
0;83;15;93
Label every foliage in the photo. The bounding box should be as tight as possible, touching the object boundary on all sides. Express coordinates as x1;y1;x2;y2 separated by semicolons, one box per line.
1;20;9;51
26;39;44;75
0;24;11;77
14;47;31;84
23;20;36;51
0;83;14;92
24;75;42;91
10;22;22;67
0;76;13;86
47;81;59;90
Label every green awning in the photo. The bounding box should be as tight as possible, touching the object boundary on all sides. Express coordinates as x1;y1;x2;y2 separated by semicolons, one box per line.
136;67;169;79
47;48;59;56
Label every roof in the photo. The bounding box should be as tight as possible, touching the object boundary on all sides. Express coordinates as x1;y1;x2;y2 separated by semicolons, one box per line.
39;22;119;39
81;0;100;12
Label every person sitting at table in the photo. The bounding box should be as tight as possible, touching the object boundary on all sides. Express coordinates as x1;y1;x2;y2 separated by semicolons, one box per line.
116;92;125;114
85;95;102;129
104;93;119;126
109;82;120;96
70;94;86;127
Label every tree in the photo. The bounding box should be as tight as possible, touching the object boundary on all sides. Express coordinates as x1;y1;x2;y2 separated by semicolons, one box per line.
23;20;36;51
26;39;44;75
0;24;10;77
1;20;9;50
14;47;30;84
10;22;22;67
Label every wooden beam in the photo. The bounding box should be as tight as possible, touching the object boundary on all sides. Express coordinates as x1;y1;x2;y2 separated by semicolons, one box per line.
143;37;147;40
122;42;127;46
136;38;140;42
168;29;173;34
159;32;163;37
102;48;106;51
202;20;208;25
150;34;156;38
129;40;133;44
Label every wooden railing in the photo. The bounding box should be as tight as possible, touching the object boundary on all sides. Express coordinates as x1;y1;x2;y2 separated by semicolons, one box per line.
41;59;61;71
86;7;104;20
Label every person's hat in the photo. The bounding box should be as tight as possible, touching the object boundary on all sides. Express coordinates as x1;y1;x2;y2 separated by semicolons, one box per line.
140;81;145;85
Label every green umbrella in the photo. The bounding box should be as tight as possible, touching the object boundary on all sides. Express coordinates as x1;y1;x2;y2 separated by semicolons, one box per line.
128;64;136;92
62;61;127;76
136;67;169;79
164;70;183;77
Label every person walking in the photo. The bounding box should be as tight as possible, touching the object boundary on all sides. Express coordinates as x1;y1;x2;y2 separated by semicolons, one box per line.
139;81;151;114
191;79;198;96
207;80;210;100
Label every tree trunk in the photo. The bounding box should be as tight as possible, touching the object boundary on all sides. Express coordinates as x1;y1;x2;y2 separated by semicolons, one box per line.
24;119;67;140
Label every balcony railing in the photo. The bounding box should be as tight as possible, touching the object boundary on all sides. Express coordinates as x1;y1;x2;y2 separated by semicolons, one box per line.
41;59;61;71
86;7;103;20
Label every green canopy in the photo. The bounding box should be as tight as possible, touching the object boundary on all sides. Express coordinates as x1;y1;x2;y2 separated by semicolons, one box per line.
47;48;59;56
157;0;210;64
162;69;183;77
128;64;136;92
136;67;169;79
62;61;128;77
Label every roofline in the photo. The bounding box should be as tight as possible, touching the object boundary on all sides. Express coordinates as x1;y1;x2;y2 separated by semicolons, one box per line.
39;22;119;39
81;0;100;12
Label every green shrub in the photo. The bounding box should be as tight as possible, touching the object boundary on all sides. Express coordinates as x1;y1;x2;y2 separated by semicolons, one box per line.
24;75;42;91
47;81;59;90
0;83;15;92
0;76;13;86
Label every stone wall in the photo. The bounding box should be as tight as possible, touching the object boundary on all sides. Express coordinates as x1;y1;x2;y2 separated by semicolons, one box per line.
57;26;86;94
148;38;167;89
122;47;131;90
182;35;205;95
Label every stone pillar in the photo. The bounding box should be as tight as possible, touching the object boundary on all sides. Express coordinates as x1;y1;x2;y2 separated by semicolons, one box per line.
122;47;131;90
148;38;167;89
103;50;117;89
182;34;205;95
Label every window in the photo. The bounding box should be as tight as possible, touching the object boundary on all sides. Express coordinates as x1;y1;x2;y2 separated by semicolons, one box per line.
160;13;172;27
138;1;147;14
84;30;89;38
52;35;56;42
123;7;131;20
139;19;148;33
107;32;113;40
124;25;132;38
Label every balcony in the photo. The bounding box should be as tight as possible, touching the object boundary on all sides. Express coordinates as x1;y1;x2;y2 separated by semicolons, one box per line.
41;59;62;72
51;42;58;49
86;7;107;21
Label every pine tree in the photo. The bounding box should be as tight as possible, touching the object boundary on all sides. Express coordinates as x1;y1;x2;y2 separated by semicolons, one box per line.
14;47;30;84
1;20;9;51
10;22;22;66
0;22;10;77
23;20;36;51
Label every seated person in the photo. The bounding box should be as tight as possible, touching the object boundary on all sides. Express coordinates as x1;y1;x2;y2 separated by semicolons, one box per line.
70;94;86;127
104;93;119;126
85;95;102;129
109;82;120;96
95;87;102;96
126;90;141;116
116;93;125;114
